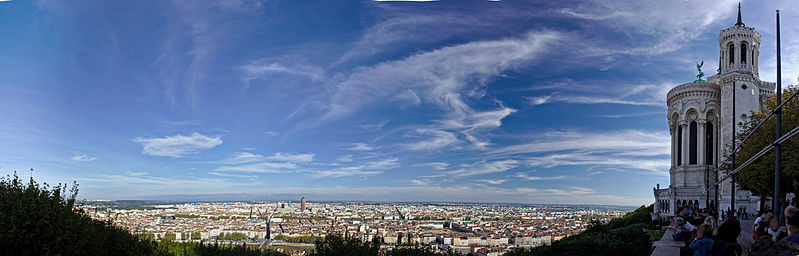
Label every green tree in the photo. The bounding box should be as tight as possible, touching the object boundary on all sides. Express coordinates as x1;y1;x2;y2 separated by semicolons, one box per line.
0;172;167;256
505;205;665;256
164;233;177;241
735;87;799;201
310;234;380;256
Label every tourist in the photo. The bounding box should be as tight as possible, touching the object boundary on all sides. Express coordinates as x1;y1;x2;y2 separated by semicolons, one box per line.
750;213;788;255
783;206;799;244
710;219;742;256
670;217;695;242
753;210;764;239
689;223;714;256
704;215;717;237
749;207;799;255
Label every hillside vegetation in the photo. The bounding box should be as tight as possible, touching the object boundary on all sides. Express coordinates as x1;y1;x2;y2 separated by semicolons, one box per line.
505;204;665;256
0;173;284;256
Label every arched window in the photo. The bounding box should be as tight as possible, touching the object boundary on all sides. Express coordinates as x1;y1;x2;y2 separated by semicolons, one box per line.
729;44;735;63
690;121;697;165
677;126;683;166
706;122;714;165
741;43;747;63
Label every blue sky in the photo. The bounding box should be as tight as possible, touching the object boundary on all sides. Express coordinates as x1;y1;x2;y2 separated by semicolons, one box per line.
1;0;798;206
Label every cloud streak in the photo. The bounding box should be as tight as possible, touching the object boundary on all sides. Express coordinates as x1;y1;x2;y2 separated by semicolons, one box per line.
71;153;97;162
133;132;222;158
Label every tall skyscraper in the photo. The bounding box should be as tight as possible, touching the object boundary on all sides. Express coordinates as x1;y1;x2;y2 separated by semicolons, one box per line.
301;197;306;212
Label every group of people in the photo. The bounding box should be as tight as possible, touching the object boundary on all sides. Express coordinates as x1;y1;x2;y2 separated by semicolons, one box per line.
666;205;799;256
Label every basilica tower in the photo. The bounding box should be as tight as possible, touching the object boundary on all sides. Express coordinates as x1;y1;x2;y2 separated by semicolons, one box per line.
654;4;774;218
715;4;774;212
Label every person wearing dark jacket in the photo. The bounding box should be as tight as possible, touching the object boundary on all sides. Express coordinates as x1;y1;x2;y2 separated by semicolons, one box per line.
711;219;742;256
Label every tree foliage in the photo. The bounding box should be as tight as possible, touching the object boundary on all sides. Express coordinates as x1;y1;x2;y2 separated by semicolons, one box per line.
0;172;289;256
156;240;286;256
309;234;460;256
0;172;166;256
274;234;324;243
505;204;666;256
218;232;248;241
735;87;799;199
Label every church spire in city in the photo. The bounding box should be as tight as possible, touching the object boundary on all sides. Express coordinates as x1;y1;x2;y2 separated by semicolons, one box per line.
736;2;745;27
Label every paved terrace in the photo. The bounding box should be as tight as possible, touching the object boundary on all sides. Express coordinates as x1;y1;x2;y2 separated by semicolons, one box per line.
651;219;755;256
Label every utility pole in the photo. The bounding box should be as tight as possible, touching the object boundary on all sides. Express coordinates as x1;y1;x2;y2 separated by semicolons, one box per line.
774;9;783;221
731;81;736;219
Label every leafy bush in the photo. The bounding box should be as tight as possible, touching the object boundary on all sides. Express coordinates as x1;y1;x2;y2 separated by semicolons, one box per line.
310;234;461;256
505;204;665;256
157;240;286;256
0;173;166;256
0;173;287;256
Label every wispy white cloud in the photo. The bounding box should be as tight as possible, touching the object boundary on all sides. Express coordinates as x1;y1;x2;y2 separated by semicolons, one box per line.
514;172;568;181
133;132;222;158
336;155;354;163
478;179;508;185
345;143;375;151
78;171;262;199
267;152;315;163
408;179;431;186
414;162;449;170
559;0;738;57
359;120;389;131
535;82;673;107
207;171;257;179
527;95;550;106
492;130;669;156
490;130;670;174
403;128;458;151
295;31;559;150
215;152;314;173
71;153;97;162
558;8;630;21
443;159;518;177
125;170;148;176
216;162;296;173
238;62;324;85
313;158;400;178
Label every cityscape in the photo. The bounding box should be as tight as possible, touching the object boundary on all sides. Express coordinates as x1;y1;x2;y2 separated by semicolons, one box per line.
2;0;799;255
81;199;632;255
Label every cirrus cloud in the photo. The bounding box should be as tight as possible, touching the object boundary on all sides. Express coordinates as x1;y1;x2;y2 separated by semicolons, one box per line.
133;132;222;158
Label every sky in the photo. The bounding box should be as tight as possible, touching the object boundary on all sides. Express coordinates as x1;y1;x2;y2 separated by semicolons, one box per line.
1;0;798;206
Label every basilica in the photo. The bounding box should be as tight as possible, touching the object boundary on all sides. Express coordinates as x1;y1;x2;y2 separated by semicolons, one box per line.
652;5;775;218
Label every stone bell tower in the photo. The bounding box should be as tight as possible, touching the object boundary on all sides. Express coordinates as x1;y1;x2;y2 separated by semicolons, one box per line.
716;3;774;214
653;3;773;219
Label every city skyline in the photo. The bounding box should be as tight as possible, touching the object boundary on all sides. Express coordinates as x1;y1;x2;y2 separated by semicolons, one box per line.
1;0;798;206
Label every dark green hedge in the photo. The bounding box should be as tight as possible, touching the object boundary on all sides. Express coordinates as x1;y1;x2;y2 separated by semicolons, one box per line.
505;204;665;256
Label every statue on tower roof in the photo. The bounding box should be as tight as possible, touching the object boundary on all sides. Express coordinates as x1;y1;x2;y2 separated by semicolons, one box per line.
694;61;705;83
